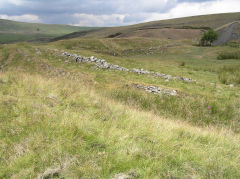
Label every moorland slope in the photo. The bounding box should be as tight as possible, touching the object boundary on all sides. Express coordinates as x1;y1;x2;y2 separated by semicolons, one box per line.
54;12;240;42
0;19;97;43
1;36;240;178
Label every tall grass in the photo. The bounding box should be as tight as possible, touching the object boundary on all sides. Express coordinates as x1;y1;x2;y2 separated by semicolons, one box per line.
111;87;238;131
219;65;240;84
1;71;240;178
226;41;240;48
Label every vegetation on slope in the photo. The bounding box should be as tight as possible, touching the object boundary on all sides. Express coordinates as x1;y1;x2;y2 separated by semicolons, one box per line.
218;65;240;85
53;12;240;40
137;12;240;30
54;38;240;130
0;37;240;177
1;69;240;178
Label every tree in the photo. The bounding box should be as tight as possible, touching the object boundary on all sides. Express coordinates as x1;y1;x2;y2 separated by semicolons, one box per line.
200;29;218;46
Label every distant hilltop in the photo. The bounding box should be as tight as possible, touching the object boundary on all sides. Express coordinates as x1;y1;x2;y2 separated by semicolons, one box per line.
53;12;240;45
1;12;240;44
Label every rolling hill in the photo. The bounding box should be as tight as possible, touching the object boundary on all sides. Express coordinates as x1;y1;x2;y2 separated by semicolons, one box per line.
1;32;240;178
0;19;98;43
54;12;240;44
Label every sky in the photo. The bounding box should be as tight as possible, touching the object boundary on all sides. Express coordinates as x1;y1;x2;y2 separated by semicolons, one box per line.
0;0;240;26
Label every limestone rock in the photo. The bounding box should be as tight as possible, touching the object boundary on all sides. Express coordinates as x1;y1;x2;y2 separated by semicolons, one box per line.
58;49;196;83
135;84;177;96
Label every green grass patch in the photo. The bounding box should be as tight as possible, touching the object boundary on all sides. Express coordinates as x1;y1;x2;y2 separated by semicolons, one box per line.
219;65;240;84
0;19;98;43
0;33;56;43
225;41;240;48
0;71;240;178
110;87;238;131
217;51;240;60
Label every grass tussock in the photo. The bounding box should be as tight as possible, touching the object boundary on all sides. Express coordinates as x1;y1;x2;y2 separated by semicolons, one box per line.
217;51;240;60
219;65;240;84
226;41;240;48
111;87;238;131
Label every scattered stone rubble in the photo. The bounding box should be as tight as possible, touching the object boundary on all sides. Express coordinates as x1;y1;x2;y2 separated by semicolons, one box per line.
111;170;138;179
152;72;196;82
37;166;61;179
134;84;177;96
61;51;129;71
60;49;179;96
111;173;132;179
35;48;42;55
59;50;196;83
132;68;150;74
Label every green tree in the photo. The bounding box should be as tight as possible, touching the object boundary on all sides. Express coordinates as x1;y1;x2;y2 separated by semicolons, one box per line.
200;29;218;46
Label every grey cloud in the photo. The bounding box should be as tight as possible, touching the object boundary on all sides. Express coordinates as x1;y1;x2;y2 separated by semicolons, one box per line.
0;0;227;26
178;0;215;2
1;0;177;15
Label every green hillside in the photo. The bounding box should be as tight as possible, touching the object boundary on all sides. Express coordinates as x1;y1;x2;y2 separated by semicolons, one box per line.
54;12;240;40
1;12;240;178
0;19;98;43
1;37;240;178
135;12;240;29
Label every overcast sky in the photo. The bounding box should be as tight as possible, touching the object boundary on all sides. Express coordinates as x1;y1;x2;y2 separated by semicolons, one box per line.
0;0;240;26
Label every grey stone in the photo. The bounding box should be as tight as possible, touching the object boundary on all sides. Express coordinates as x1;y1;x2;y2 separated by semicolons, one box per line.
135;84;177;96
58;50;196;83
38;166;61;179
111;173;132;179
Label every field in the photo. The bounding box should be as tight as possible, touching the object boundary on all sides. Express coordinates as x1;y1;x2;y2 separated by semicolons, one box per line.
0;35;240;178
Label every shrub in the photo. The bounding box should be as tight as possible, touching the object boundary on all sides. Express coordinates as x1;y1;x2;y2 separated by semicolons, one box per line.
219;65;240;84
179;62;185;67
200;29;218;46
